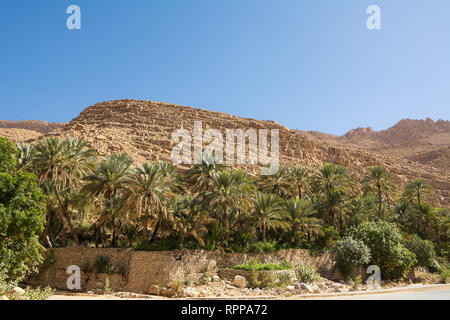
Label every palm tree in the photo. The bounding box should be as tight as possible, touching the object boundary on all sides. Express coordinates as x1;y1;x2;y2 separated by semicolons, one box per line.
184;158;228;194
172;195;208;247
312;163;351;195
251;192;288;242
281;196;323;243
206;169;253;241
317;189;349;230
257;166;294;199
290;166;311;199
32;136;95;244
16;142;34;170
362;165;396;218
83;153;133;246
403;179;432;205
125;161;176;242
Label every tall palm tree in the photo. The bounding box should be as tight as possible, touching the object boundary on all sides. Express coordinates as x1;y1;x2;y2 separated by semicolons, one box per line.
32;136;95;244
172;195;208;247
403;179;432;205
125;161;176;242
83;153;133;246
184;158;228;194
311;163;351;195
362;165;396;218
206;169;253;241
281;196;323;243
290;166;311;199
251;192;287;242
257;166;294;199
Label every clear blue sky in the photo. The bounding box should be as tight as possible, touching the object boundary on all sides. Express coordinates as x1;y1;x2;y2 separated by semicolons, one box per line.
1;0;449;135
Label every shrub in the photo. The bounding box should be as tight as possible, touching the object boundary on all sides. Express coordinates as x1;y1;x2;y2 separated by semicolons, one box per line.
349;221;417;279
404;234;437;270
229;260;292;271
0;138;46;280
336;236;371;278
440;266;449;284
248;241;277;253
22;285;55;300
296;264;320;283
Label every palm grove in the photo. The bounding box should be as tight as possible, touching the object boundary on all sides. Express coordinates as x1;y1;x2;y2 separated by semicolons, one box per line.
1;136;449;281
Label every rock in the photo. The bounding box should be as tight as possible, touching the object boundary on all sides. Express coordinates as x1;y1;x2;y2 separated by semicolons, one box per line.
161;287;176;298
233;275;247;288
0;295;9;300
300;283;314;294
317;282;327;290
285;285;296;291
292;282;301;290
182;287;198;297
212;275;221;282
148;285;160;295
12;287;25;296
96;134;107;141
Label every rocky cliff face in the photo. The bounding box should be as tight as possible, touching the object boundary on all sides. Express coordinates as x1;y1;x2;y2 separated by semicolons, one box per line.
45;99;449;207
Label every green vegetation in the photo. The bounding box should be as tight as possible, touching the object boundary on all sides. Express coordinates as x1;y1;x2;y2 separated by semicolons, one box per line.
229;260;292;271
295;264;320;283
0;138;46;280
336;236;371;278
0;135;447;282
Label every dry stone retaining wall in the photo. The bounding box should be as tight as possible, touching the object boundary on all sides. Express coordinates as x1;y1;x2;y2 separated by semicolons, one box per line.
26;248;337;293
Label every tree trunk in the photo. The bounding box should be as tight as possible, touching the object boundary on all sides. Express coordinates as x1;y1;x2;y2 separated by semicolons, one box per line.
150;219;160;242
378;186;382;218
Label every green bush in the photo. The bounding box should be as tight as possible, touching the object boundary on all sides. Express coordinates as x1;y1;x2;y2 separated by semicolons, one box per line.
440;266;449;284
349;221;417;279
296;264;320;283
229;260;292;271
0;138;46;280
248;241;277;253
336;236;371;278
405;234;437;270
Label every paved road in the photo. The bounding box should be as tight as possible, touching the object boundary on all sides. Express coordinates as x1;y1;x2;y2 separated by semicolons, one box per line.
316;287;450;300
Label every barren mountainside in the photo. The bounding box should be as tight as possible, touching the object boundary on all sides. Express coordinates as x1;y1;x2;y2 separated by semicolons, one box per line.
42;100;449;208
301;118;450;172
0;120;66;134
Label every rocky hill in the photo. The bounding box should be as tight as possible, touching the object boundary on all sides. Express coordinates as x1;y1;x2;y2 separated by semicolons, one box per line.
0;120;66;142
0;120;66;134
43;100;449;207
301;118;450;172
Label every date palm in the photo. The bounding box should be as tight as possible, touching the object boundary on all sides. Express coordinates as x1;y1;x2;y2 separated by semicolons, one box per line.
281;196;323;243
184;158;228;194
290;165;311;199
251;192;288;242
32;136;95;244
362;165;396;218
206;169;253;241
257;166;294;199
403;179;432;205
83;153;133;245
125;161;176;241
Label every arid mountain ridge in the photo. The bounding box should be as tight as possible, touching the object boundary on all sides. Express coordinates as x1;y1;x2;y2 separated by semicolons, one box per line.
0;100;449;207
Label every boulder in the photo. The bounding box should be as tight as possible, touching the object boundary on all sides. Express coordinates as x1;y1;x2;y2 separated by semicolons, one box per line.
300;283;314;294
161;287;176;298
148;285;160;295
12;287;25;296
233;275;247;288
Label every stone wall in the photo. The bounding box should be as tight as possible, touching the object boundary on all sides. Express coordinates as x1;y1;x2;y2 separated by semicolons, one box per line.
25;248;337;293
